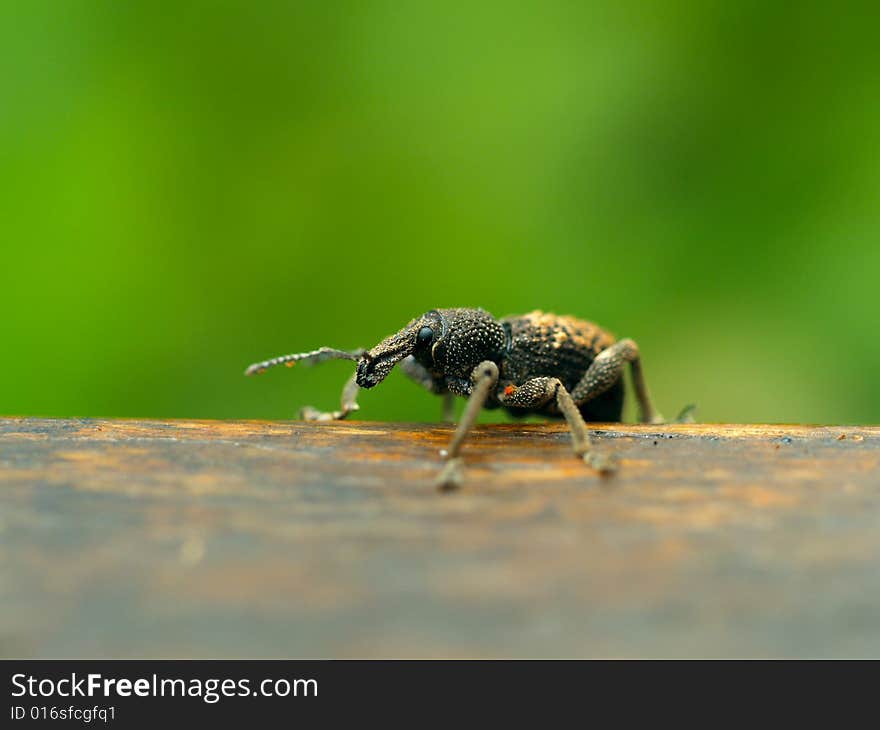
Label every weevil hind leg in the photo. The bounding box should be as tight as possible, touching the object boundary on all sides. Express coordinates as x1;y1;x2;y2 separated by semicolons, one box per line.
570;339;663;424
674;404;697;424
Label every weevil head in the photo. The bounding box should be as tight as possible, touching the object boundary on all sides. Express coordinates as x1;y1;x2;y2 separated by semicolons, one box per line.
356;310;445;388
356;308;507;388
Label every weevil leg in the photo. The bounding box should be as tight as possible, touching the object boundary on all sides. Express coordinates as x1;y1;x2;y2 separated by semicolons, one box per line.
399;355;455;422
434;361;498;491
500;377;615;473
245;346;365;422
571;339;663;424
441;393;456;423
399;355;434;390
300;370;361;421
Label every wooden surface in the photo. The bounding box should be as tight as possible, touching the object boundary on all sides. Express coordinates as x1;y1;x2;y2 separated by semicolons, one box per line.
1;417;879;658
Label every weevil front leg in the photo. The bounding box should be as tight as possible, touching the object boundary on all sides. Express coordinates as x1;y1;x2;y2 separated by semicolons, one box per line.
434;361;498;491
500;377;616;473
300;370;361;421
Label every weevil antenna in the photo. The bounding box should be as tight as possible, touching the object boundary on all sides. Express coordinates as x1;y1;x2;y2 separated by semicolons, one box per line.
244;347;364;376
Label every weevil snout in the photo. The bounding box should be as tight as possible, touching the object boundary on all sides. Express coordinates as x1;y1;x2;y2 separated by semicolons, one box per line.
355;354;385;388
356;339;413;388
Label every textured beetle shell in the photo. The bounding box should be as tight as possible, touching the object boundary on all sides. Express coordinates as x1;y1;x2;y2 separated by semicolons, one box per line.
370;307;626;422
497;310;624;422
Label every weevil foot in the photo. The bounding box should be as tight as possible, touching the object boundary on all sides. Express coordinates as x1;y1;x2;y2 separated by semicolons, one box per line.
583;450;617;475
646;404;695;425
300;406;335;421
300;405;358;421
434;457;464;492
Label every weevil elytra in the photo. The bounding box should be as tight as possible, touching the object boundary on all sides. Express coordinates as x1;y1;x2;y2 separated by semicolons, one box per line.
245;308;664;490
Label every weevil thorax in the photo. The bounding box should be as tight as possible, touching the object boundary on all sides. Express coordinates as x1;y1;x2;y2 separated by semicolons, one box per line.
427;308;507;379
356;308;507;388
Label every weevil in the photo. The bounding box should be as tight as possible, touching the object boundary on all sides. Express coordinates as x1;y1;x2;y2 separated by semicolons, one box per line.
245;308;664;490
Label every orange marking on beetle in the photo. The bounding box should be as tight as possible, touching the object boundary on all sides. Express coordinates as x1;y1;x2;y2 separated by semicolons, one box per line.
285;361;296;368
504;385;516;396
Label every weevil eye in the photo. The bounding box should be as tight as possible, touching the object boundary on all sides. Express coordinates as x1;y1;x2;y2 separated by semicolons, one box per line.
417;326;434;346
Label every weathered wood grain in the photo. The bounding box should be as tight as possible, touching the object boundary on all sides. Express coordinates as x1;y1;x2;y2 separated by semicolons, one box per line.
1;417;879;657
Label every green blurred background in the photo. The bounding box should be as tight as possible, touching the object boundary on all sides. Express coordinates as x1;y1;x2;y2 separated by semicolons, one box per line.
1;1;877;424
